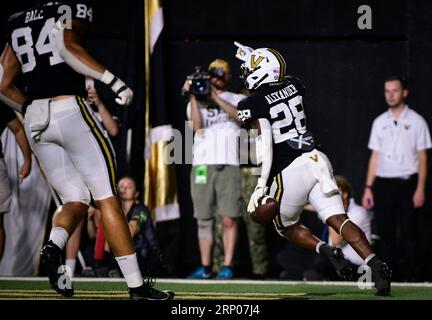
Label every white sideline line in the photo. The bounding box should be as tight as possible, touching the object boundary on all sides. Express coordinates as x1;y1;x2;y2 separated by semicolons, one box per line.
1;277;432;287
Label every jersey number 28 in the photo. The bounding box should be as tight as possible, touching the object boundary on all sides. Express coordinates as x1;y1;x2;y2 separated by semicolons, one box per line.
270;95;307;143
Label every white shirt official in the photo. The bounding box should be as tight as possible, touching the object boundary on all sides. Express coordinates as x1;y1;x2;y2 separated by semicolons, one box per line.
368;105;432;178
187;91;246;166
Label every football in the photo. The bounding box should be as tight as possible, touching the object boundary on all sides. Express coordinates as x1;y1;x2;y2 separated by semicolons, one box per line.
249;196;279;225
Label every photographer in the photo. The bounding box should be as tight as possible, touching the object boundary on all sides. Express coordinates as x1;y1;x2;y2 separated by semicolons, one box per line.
183;59;245;279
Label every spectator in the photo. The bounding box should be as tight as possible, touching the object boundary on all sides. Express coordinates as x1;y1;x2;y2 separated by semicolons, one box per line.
117;176;165;277
362;76;432;281
212;129;270;278
82;205;119;277
212;167;270;279
304;176;372;281
239;128;269;278
84;176;165;278
85;77;120;137
184;59;245;279
0;106;31;263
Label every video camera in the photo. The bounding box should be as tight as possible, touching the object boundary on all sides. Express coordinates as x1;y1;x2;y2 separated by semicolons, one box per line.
186;66;211;99
183;66;227;101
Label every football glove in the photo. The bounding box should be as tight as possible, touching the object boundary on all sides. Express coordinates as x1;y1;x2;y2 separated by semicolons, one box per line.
101;70;134;106
234;41;254;62
247;178;268;214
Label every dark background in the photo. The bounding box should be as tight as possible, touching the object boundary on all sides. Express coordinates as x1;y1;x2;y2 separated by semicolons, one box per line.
1;0;432;279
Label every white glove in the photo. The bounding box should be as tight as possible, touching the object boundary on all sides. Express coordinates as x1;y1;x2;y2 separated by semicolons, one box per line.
101;70;134;106
234;41;254;62
115;86;133;106
247;178;268;214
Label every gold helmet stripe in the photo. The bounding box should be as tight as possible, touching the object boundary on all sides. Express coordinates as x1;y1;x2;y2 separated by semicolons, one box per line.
267;48;286;81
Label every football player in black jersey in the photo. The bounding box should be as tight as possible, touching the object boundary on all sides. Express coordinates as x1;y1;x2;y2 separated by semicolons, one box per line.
0;1;173;300
234;43;391;296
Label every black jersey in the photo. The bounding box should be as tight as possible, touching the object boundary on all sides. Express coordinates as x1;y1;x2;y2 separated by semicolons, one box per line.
237;75;317;178
6;1;93;99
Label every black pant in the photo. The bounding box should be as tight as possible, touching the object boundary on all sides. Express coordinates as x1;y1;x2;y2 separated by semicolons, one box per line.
373;175;419;281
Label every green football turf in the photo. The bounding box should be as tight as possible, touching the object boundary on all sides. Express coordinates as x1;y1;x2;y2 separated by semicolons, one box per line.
1;280;432;300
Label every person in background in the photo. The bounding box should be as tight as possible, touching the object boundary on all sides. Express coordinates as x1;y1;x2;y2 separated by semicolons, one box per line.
86;77;119;137
212;168;269;279
304;176;372;281
184;59;245;279
117;176;166;277
85;176;165;277
362;76;432;281
0;105;31;263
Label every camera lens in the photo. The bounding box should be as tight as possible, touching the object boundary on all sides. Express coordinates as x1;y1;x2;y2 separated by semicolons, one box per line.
191;78;210;96
187;66;211;98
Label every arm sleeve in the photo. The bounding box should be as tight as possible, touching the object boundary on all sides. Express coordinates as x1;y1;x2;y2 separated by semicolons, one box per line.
416;117;432;151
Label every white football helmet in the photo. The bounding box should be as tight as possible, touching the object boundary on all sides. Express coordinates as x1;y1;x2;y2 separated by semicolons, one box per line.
240;48;286;90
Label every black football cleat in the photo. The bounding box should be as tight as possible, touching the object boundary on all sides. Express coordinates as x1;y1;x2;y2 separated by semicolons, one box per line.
370;260;392;296
321;245;355;280
40;240;74;298
163;290;176;300
128;281;175;300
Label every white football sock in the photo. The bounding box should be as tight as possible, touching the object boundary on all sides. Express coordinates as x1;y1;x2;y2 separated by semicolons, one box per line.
49;227;69;250
66;259;76;277
115;253;143;288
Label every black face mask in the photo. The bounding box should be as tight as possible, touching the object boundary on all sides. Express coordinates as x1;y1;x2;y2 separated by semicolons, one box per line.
240;65;251;82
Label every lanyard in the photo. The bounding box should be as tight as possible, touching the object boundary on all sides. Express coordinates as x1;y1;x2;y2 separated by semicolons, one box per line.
388;118;403;155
